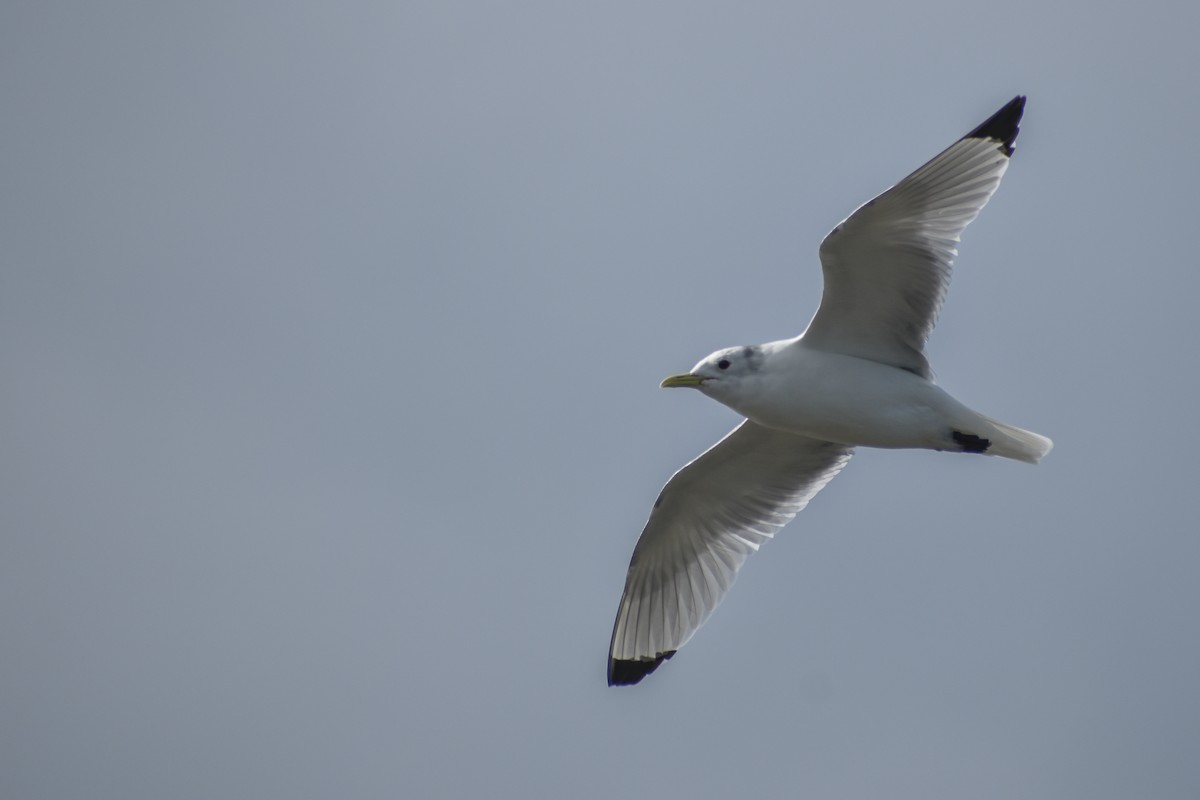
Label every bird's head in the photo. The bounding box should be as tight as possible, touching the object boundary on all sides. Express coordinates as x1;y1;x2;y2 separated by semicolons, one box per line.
660;345;764;400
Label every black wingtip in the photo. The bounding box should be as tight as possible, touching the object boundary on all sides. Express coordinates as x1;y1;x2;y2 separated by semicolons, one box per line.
964;95;1026;156
608;651;676;686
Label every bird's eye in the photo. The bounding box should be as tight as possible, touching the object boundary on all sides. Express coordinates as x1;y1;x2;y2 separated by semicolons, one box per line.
717;359;731;370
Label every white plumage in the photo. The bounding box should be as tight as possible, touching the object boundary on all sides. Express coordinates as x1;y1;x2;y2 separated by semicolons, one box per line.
608;97;1051;686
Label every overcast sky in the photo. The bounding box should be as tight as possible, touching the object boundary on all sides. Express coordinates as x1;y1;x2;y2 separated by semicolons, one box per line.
4;2;1199;798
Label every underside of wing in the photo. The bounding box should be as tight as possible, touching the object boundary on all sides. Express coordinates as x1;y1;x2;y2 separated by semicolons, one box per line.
608;421;854;685
803;96;1026;378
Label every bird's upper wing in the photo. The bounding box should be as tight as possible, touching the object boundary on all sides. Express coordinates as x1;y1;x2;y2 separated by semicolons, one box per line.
802;96;1025;379
608;421;854;685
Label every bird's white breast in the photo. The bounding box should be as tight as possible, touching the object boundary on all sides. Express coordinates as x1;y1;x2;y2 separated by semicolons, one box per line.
711;342;974;450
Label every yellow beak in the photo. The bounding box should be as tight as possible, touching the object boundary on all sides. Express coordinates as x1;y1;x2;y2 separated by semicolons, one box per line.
660;373;706;388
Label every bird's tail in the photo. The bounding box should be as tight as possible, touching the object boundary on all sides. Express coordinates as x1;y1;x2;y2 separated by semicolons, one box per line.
980;415;1053;464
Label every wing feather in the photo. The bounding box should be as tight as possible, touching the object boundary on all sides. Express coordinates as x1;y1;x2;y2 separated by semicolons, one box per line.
608;421;854;685
803;96;1026;378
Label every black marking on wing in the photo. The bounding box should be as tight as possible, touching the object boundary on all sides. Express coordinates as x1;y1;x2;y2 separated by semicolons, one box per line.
608;651;676;686
964;96;1025;156
952;430;992;454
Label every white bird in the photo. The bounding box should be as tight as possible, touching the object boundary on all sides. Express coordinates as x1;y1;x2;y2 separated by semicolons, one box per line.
608;96;1051;686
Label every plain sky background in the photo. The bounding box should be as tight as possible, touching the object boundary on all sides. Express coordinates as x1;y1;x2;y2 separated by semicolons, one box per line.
3;2;1199;798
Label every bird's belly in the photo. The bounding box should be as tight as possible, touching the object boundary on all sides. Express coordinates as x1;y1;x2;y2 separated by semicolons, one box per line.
735;353;963;449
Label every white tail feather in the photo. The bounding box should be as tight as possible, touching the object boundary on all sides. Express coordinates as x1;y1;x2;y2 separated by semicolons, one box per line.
981;416;1053;464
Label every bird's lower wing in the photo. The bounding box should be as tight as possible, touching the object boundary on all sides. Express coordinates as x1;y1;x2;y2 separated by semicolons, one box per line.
608;421;854;685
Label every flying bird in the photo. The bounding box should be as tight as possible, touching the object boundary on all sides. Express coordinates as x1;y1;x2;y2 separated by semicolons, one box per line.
608;96;1051;686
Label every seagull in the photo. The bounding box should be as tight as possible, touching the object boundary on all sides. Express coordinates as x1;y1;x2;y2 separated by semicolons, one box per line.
608;96;1051;686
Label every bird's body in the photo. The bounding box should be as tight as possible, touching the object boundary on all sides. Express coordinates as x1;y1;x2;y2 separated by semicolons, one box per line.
608;96;1051;686
709;341;972;451
700;340;1049;461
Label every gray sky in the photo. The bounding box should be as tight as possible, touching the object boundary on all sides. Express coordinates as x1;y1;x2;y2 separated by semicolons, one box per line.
3;2;1199;798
